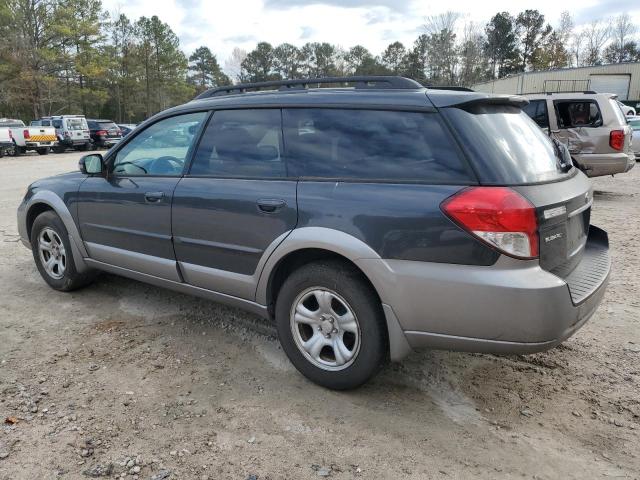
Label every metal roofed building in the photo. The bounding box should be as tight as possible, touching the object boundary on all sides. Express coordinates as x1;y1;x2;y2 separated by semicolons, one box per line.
471;62;640;106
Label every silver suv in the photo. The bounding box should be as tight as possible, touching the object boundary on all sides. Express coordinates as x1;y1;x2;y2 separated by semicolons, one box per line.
522;92;634;177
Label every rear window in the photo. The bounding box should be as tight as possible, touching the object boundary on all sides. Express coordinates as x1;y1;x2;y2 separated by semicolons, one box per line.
283;109;472;182
97;121;118;130
609;99;628;125
67;119;86;130
443;105;572;185
0;120;24;127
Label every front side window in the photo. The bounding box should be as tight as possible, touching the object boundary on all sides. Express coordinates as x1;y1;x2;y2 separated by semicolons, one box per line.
189;109;284;178
522;100;549;129
282;108;471;182
554;100;602;128
113;112;206;176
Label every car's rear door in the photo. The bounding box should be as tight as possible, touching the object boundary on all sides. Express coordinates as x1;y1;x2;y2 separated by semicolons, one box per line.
77;111;207;280
172;108;297;300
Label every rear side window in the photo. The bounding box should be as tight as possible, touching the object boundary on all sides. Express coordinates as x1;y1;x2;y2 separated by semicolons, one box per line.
522;100;549;128
554;100;602;128
283;109;472;182
443;105;571;185
190;109;285;178
52;120;62;128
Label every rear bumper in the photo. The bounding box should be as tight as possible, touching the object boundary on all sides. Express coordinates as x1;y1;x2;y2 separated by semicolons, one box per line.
573;152;635;176
358;226;610;356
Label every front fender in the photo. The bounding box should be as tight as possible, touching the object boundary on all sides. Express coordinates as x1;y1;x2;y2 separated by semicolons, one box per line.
19;190;89;273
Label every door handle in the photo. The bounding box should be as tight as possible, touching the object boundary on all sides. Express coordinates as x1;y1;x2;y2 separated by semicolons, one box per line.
145;191;164;203
257;198;286;213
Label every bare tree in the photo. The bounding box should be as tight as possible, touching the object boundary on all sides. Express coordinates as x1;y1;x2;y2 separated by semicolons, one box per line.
609;13;637;63
583;20;611;65
224;47;247;83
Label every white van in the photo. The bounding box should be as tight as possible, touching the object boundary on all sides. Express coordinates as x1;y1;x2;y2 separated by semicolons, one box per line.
33;115;91;152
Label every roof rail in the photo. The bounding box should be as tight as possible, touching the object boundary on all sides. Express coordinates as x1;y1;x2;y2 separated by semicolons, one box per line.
427;86;474;92
194;76;423;100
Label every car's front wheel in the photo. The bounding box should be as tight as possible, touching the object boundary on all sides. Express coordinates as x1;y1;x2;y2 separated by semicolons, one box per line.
30;211;96;291
275;260;387;390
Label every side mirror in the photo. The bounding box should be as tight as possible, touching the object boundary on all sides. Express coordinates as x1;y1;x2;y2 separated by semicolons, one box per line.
79;154;104;175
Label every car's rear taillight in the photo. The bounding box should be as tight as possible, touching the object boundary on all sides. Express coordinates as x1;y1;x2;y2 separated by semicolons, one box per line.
609;129;625;151
23;129;30;139
8;130;12;139
441;187;539;259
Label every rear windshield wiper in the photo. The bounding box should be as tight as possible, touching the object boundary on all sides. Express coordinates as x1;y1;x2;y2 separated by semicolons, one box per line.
552;138;573;173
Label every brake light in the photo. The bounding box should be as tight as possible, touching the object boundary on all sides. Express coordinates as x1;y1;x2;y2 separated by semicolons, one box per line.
96;130;107;136
441;187;539;259
8;130;12;139
609;129;625;151
23;129;30;139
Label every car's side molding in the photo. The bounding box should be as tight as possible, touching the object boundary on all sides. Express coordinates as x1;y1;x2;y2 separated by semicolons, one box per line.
255;226;413;361
22;191;90;273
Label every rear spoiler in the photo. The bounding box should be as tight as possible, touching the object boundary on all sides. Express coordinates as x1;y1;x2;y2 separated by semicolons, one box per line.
426;92;529;109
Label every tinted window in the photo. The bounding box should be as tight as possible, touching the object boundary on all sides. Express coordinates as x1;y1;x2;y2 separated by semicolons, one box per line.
443;105;571;184
113;112;206;176
52;120;62;128
97;121;118;130
554;100;602;128
522;100;549;128
283;109;470;182
189;109;284;178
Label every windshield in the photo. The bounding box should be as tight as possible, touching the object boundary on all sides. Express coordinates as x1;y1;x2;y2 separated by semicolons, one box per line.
67;118;86;130
443;105;573;185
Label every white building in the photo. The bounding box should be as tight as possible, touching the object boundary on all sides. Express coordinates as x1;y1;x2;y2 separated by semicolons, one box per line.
472;62;640;104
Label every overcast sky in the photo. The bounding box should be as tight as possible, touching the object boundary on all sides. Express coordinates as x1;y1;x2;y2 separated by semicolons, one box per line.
101;0;640;63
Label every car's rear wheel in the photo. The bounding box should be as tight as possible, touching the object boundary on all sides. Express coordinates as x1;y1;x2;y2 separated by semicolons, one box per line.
37;147;50;155
275;260;387;390
30;211;96;291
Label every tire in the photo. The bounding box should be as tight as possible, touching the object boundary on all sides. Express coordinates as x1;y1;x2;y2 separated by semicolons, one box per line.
30;211;96;291
275;260;388;390
11;144;25;156
53;145;65;153
37;147;50;155
81;142;91;151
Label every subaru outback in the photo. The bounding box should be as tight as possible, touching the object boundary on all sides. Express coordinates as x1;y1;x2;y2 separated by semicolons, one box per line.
17;76;611;390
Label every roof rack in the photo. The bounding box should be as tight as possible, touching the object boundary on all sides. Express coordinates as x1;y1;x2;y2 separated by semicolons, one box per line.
194;76;423;100
427;86;474;92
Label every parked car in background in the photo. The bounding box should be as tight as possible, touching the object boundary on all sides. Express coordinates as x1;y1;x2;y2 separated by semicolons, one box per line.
617;100;636;117
627;115;640;161
87;119;122;148
33;115;91;152
522;92;635;177
17;76;611;390
1;118;57;155
0;120;14;157
117;124;137;137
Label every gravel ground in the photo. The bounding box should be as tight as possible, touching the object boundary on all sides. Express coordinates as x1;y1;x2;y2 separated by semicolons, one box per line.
0;151;639;480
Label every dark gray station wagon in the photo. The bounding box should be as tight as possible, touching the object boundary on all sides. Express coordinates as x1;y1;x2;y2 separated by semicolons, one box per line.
18;76;611;389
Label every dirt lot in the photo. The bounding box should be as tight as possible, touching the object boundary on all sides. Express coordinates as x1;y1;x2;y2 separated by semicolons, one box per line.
0;151;639;480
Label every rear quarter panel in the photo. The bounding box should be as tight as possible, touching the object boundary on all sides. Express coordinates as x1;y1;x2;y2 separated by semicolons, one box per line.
297;181;499;265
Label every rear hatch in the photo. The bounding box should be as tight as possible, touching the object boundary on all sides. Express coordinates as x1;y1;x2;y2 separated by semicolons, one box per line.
66;118;90;140
95;121;121;140
441;99;607;303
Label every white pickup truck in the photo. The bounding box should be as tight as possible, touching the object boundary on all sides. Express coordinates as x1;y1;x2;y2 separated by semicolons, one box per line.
0;123;12;157
0;118;57;155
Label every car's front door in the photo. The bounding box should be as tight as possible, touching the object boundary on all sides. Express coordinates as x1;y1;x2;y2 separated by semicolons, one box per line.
172;109;297;300
77;111;207;280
